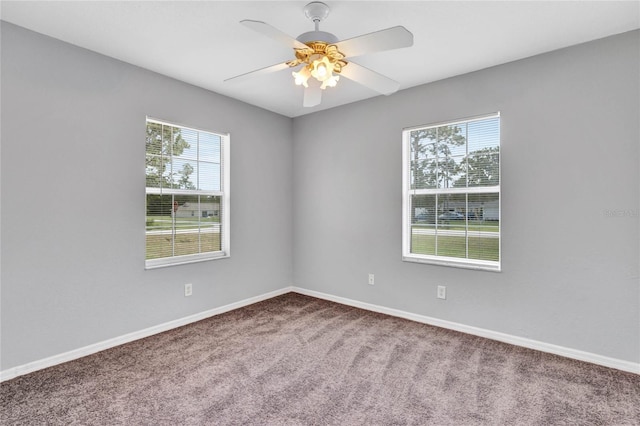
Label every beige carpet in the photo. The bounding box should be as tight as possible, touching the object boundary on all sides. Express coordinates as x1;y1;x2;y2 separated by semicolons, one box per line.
1;293;639;425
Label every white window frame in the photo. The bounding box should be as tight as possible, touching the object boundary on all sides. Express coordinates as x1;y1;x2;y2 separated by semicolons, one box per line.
402;113;501;272
145;117;230;269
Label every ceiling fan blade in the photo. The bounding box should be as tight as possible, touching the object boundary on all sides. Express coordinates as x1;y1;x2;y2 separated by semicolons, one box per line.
240;20;308;50
334;26;413;58
339;61;400;95
303;85;322;108
224;62;290;83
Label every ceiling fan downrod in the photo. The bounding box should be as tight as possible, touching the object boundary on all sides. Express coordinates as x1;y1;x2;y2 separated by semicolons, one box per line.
298;2;338;44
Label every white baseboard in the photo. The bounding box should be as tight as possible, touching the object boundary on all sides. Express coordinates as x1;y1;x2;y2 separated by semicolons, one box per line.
0;286;294;382
3;285;637;382
292;287;640;375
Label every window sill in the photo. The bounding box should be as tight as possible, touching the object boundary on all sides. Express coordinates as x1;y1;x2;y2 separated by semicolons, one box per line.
402;254;501;272
145;252;229;270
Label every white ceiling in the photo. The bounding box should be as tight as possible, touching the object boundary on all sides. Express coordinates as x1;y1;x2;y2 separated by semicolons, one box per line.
1;1;638;117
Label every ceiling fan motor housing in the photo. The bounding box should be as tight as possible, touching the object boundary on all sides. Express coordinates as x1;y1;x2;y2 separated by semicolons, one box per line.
296;30;338;44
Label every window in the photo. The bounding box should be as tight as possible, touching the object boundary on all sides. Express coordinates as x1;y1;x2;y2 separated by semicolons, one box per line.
145;118;230;269
402;113;500;271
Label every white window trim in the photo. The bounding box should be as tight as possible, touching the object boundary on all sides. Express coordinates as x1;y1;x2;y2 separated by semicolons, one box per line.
401;112;501;272
145;117;230;269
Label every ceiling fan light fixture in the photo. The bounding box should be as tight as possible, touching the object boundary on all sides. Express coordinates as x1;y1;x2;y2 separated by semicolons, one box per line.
292;66;311;87
320;74;339;89
311;55;331;80
289;3;345;92
288;42;346;90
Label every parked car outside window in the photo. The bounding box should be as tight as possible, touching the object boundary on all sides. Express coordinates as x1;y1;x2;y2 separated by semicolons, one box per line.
438;211;465;220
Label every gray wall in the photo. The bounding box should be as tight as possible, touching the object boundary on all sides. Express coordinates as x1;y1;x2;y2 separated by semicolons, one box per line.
292;30;639;363
1;23;293;370
2;22;638;371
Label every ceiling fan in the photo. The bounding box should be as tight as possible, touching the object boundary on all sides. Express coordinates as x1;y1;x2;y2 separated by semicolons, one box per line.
225;1;414;108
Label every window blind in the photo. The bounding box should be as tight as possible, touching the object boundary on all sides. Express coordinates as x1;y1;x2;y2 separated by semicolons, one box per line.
145;118;230;269
403;113;500;271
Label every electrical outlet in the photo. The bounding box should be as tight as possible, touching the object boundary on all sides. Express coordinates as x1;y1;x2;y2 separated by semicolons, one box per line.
437;285;446;299
368;273;375;285
184;283;193;297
